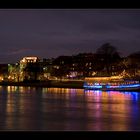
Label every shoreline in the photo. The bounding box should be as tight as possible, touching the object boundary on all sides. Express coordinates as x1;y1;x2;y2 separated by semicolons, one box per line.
0;80;85;89
0;80;140;91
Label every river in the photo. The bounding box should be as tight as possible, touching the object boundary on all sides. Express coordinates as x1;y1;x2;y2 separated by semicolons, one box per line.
0;86;140;131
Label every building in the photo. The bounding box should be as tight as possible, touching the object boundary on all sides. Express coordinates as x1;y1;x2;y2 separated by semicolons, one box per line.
19;56;40;81
40;58;54;80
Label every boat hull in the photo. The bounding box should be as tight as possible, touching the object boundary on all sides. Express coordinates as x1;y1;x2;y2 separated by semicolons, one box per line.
84;76;140;91
84;86;140;91
84;84;140;91
84;88;140;91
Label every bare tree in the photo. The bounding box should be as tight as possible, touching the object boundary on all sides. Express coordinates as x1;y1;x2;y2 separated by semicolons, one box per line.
95;43;121;76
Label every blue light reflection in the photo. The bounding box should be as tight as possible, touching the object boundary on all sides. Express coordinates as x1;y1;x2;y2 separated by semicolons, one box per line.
84;89;139;101
106;84;140;89
83;85;102;89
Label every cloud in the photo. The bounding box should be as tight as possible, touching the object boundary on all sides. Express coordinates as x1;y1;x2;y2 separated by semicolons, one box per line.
0;10;140;63
0;48;32;56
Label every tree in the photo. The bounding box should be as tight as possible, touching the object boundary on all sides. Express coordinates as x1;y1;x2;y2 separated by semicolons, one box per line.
23;62;42;81
126;51;140;77
51;56;72;79
95;43;121;76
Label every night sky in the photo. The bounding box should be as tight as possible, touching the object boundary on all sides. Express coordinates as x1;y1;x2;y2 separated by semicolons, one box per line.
0;9;140;63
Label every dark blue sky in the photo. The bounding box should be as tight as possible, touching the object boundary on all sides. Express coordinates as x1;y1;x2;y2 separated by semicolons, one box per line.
0;9;140;63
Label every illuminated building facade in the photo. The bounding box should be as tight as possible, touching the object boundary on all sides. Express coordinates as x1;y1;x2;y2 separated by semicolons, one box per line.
20;56;39;63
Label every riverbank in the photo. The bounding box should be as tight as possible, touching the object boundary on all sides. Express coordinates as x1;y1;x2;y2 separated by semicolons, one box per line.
0;80;84;89
49;80;84;88
1;79;140;91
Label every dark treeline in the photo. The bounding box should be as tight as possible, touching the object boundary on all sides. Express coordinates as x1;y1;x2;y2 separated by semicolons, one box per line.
1;42;140;82
50;42;140;79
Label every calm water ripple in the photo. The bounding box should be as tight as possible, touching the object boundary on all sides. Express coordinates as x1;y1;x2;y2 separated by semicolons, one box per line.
0;86;140;131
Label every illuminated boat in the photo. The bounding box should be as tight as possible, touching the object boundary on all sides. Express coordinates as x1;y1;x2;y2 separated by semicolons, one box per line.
83;76;140;91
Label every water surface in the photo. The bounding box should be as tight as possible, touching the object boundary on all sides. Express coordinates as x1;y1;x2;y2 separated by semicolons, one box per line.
0;86;140;131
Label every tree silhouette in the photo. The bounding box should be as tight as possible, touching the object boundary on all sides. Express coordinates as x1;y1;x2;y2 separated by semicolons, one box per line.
126;51;140;77
23;62;42;81
95;43;120;76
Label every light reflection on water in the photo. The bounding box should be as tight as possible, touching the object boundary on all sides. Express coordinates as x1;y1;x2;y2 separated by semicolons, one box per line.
0;86;140;130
